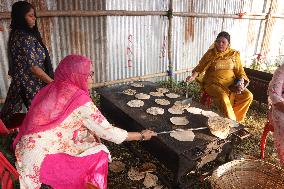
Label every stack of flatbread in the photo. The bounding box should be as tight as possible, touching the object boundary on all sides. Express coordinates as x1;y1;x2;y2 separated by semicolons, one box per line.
207;116;234;139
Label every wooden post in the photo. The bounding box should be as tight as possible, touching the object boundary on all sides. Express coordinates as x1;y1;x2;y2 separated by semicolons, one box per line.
167;0;174;88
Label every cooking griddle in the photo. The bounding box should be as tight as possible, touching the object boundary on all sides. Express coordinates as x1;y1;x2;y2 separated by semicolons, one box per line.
97;81;248;185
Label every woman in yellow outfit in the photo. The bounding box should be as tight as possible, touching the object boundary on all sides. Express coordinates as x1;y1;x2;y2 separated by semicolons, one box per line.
186;31;253;122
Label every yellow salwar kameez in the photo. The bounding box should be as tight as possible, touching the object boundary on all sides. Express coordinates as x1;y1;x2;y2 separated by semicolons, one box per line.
193;47;253;122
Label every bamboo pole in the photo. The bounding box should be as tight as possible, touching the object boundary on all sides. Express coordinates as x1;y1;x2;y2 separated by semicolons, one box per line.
1;10;284;20
93;72;168;88
92;68;193;88
0;10;168;19
173;12;266;20
167;0;173;87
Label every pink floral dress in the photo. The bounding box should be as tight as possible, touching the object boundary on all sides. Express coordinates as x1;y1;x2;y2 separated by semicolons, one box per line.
15;102;128;189
268;63;284;166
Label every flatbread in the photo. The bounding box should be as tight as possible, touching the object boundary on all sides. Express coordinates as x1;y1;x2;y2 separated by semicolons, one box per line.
201;110;219;117
168;107;184;115
170;130;195;141
135;93;150;100
122;89;136;95
143;172;158;188
207;116;233;139
128;167;145;181
153;186;164;189
150;91;164;97
165;93;180;99
174;101;190;109
170;117;189;126
146;107;164;115
127;100;144;108
109;161;126;173
156;88;169;93
140;162;157;173
130;83;144;88
155;99;170;106
186;107;202;114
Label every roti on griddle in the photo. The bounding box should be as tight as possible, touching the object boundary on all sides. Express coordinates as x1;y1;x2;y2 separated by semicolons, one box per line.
155;98;170;106
170;130;195;141
122;89;136;95
174;101;190;110
207;116;234;139
165;93;180;99
201;110;219;117
168;107;184;114
170;117;189;126
150;91;164;97
186;107;202;114
130;82;144;88
146;107;164;115
127;100;144;108
156;88;169;93
135;93;150;100
168;103;187;114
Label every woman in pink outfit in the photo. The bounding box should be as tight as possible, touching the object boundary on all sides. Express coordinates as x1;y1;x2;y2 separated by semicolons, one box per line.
14;55;156;189
268;63;284;167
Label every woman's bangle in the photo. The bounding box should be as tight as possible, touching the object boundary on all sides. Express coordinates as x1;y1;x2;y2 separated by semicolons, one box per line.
139;132;145;141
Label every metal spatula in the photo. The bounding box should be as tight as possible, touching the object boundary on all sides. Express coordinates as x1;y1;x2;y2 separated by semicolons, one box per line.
156;127;208;135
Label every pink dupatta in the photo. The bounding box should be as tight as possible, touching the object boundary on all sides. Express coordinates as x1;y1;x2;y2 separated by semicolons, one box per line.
13;55;92;148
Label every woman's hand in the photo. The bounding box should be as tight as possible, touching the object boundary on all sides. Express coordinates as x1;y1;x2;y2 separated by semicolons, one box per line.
236;78;245;94
274;101;284;112
30;66;53;83
126;130;157;141
186;71;198;82
140;130;157;140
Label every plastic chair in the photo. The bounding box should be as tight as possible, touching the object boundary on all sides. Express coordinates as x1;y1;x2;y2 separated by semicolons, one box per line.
200;91;212;108
260;111;274;159
0;152;19;189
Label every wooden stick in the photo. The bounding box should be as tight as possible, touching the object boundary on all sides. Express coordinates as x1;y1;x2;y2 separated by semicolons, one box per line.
1;10;283;20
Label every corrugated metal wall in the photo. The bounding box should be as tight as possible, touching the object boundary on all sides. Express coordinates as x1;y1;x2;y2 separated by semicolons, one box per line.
1;0;284;99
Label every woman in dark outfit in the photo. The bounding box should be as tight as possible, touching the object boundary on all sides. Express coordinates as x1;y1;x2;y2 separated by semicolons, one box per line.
0;1;54;127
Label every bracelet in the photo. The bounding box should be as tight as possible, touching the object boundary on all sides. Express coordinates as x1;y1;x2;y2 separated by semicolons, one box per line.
140;132;145;141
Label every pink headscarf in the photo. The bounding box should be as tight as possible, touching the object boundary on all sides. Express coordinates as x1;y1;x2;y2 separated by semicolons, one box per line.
13;55;92;147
